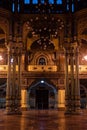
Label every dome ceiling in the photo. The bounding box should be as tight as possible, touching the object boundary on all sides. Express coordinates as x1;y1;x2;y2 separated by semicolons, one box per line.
25;16;64;38
30;38;55;50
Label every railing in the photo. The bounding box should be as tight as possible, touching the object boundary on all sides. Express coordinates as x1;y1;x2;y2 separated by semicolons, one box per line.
0;65;87;73
68;65;87;74
28;65;57;72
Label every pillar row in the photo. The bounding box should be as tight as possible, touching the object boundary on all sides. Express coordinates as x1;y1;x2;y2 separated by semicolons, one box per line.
64;43;81;114
6;38;22;115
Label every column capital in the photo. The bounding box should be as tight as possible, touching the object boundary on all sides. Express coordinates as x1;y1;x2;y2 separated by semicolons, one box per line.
63;40;80;50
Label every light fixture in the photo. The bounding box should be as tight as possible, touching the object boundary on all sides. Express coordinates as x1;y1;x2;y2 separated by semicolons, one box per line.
41;80;44;83
83;55;87;61
11;58;13;63
0;55;3;61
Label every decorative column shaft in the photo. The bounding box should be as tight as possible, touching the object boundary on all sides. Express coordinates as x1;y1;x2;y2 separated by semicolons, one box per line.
6;45;12;114
17;54;21;108
74;47;81;113
65;49;70;113
6;41;22;114
64;42;81;114
70;48;75;112
6;47;16;114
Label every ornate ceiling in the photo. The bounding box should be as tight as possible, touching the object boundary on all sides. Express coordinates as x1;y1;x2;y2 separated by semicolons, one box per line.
25;16;64;38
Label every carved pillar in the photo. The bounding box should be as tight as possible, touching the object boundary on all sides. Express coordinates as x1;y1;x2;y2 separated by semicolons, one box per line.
64;48;70;113
64;42;81;114
6;41;22;114
6;42;12;114
16;50;22;114
74;47;81;113
6;45;16;114
70;48;75;112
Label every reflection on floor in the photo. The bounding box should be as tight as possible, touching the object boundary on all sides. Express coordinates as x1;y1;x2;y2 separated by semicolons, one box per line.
0;109;87;130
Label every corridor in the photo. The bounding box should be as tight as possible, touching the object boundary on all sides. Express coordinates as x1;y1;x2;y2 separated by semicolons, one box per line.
0;109;87;130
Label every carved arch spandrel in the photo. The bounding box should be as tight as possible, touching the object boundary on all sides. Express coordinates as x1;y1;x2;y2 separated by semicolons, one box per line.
0;17;9;41
26;78;58;90
29;51;54;65
78;17;87;41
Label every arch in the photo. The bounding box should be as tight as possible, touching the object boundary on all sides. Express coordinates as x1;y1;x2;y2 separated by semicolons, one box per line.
30;38;55;50
80;84;87;93
36;55;47;65
38;57;46;65
33;51;51;65
0;27;5;34
80;84;87;109
28;79;57;92
0;78;7;108
28;79;57;109
0;27;5;44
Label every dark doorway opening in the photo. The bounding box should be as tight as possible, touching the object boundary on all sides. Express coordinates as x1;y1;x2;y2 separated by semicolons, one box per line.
36;90;49;109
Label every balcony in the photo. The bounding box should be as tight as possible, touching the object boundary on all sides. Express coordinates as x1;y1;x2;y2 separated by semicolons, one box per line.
28;65;57;72
0;65;86;78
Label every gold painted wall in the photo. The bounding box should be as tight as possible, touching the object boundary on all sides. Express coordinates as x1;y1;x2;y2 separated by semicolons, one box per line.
51;37;59;50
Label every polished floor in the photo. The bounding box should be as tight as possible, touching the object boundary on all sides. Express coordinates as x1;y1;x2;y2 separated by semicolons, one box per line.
0;109;87;130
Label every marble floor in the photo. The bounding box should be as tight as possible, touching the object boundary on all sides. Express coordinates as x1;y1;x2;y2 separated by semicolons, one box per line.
0;109;87;130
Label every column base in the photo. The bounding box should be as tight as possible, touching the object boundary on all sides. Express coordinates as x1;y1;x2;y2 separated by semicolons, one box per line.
5;108;22;115
21;104;29;111
5;112;22;115
58;107;65;111
5;111;22;115
21;107;28;111
65;109;82;115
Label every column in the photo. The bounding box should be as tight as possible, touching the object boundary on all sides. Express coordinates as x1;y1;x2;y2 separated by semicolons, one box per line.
64;42;81;114
21;89;28;110
15;53;22;114
58;89;65;109
70;48;75;112
6;43;22;114
64;49;71;114
21;54;25;71
6;46;12;114
74;47;81;114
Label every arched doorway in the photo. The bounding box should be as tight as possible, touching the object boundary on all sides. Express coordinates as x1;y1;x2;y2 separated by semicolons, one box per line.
0;78;6;108
36;89;49;109
80;79;87;109
28;80;57;109
80;85;87;109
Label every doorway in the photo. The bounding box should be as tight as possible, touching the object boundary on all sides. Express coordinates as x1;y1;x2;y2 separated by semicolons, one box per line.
36;90;49;109
29;80;57;109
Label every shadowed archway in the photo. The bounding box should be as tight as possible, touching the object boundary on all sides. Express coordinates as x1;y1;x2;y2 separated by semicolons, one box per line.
28;79;57;109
